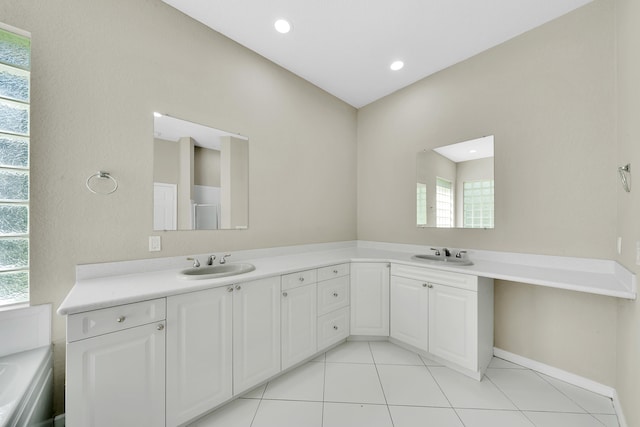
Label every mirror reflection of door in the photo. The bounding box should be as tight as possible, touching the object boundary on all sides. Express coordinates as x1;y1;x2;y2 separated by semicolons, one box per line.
153;183;177;230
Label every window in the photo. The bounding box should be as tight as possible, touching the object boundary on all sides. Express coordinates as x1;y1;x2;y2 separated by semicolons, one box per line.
416;183;427;226
463;180;494;228
436;177;453;228
0;24;30;307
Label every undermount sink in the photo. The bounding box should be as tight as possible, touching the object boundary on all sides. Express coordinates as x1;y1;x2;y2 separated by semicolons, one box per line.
179;263;256;280
412;254;473;266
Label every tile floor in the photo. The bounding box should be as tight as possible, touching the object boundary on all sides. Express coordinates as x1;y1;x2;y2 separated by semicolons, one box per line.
189;341;619;427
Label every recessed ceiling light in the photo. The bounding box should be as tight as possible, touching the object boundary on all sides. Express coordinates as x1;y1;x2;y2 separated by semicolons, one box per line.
274;19;291;34
390;60;404;71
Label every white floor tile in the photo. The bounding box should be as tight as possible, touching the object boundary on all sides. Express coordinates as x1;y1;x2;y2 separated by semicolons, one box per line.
251;399;323;427
389;405;464;427
456;409;535;427
324;363;386;404
486;368;585;412
241;383;266;399
523;411;605;427
420;354;443;366
377;364;449;407
326;341;374;364
370;341;424;365
189;398;259;427
323;402;393;427
538;374;616;414
488;357;526;369
430;366;516;410
262;361;325;401
592;413;620;427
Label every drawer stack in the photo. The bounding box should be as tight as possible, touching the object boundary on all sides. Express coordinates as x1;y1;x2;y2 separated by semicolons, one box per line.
316;263;350;348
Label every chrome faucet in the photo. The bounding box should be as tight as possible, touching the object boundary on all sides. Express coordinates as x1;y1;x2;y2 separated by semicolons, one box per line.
187;257;200;268
219;254;231;264
456;250;467;259
442;248;451;257
430;247;441;256
207;255;217;265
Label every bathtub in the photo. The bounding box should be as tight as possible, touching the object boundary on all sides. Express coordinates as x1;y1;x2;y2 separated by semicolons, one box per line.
0;345;53;427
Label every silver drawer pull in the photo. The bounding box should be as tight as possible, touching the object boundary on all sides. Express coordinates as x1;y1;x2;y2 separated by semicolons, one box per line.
235;285;242;291
428;284;434;289
333;292;339;297
423;283;427;287
333;325;339;330
299;277;305;282
227;287;234;292
283;292;288;297
333;269;338;274
157;324;164;331
116;316;126;323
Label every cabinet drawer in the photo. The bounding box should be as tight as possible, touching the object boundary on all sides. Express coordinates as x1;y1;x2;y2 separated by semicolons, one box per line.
67;298;166;342
282;269;317;290
317;276;349;316
391;264;478;292
317;263;350;282
317;307;349;350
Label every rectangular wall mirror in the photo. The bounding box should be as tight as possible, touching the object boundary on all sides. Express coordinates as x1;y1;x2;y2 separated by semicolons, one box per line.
153;114;249;231
416;135;494;229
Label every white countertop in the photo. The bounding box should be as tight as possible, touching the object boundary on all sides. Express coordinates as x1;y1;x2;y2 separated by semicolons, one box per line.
57;241;637;315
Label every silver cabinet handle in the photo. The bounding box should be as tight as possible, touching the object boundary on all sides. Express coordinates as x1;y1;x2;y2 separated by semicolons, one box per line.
333;292;339;297
299;277;305;282
422;283;427;287
283;292;288;297
428;284;434;288
157;324;164;331
116;316;126;323
235;285;242;291
333;269;338;274
227;287;234;292
333;325;339;330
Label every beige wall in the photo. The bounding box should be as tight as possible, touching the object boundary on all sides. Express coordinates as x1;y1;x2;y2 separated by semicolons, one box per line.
194;146;220;187
0;0;357;414
615;0;640;424
357;0;619;386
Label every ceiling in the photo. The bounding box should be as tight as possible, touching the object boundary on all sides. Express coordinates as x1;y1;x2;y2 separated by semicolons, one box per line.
161;0;593;108
154;113;247;151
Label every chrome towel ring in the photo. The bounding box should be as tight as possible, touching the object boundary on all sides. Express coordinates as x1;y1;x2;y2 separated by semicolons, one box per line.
86;171;118;195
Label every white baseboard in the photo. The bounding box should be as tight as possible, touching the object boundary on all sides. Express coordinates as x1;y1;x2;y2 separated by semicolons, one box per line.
493;347;627;427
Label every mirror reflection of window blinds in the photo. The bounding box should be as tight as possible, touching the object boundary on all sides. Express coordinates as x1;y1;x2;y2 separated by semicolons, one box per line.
436;177;453;228
463;180;494;228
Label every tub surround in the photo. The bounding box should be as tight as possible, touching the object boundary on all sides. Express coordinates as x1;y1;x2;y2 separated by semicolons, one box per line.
58;240;636;316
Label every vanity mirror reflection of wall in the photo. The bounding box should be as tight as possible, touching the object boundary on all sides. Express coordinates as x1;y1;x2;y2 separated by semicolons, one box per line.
153;113;249;231
416;135;494;229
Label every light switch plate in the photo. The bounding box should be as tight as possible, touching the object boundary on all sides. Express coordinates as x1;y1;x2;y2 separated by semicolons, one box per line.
149;236;161;252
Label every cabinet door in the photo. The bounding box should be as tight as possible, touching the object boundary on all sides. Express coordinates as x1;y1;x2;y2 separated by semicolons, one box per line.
167;287;233;427
350;262;390;336
233;277;281;394
428;284;478;370
66;322;165;427
281;283;317;370
390;276;429;352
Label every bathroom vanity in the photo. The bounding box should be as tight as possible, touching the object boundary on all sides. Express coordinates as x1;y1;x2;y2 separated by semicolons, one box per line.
58;241;636;427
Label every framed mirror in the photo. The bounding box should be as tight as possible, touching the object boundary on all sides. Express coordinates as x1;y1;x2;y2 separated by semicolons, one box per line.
416;135;494;229
153;114;249;231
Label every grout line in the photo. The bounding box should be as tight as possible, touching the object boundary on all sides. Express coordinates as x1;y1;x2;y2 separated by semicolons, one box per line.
321;350;327;427
425;365;467;426
483;367;535;425
368;341;395;427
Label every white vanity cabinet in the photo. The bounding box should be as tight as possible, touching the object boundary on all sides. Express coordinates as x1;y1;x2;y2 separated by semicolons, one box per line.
390;275;429;352
166;287;233;427
233;277;281;394
66;299;166;427
350;262;390;336
390;264;494;378
281;270;317;369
